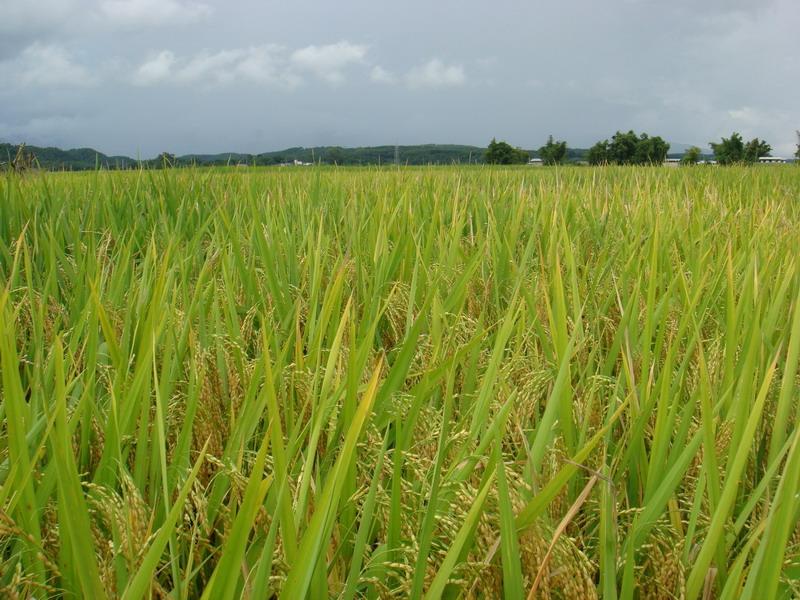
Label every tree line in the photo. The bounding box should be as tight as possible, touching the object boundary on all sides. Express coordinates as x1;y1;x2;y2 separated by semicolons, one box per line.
485;131;800;165
4;135;799;171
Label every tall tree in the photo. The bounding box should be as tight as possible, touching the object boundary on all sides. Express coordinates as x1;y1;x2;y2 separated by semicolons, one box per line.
633;134;670;164
710;133;745;165
587;140;610;165
681;146;702;165
609;130;640;164
744;138;771;162
485;138;529;165
538;135;568;165
589;131;670;165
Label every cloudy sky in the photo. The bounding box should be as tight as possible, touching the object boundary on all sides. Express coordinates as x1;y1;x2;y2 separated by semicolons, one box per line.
1;0;798;157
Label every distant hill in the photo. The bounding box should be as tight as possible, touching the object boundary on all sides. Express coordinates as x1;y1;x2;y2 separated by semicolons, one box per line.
0;143;135;170
179;145;507;166
1;141;598;170
248;145;596;166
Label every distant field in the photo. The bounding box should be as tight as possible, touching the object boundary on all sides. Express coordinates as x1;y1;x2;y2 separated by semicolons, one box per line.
1;166;800;599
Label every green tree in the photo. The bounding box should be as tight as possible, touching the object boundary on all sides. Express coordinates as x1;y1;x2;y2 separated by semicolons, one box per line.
681;146;702;165
485;138;528;165
590;131;670;165
587;140;610;165
633;134;670;164
710;133;745;164
326;147;345;165
609;130;640;164
156;152;176;168
744;138;771;162
538;135;568;165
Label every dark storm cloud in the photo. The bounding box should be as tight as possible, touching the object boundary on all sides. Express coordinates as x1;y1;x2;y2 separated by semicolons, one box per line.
1;0;797;157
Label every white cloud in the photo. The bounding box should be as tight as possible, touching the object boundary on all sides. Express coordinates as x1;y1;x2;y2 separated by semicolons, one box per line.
133;50;176;85
370;65;396;84
0;43;96;88
132;41;368;88
235;46;302;87
290;41;367;84
99;0;211;27
175;46;302;87
405;59;465;89
132;46;471;93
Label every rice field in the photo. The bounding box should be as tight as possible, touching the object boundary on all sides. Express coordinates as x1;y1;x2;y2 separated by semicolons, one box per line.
1;165;800;599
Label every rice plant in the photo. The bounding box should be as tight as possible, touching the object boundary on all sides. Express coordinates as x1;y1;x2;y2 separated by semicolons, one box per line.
1;164;799;598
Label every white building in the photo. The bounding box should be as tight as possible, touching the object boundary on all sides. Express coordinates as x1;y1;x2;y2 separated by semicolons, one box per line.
528;158;543;166
758;156;786;164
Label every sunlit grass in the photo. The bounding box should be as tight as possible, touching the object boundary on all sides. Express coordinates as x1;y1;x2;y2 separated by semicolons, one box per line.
1;165;799;598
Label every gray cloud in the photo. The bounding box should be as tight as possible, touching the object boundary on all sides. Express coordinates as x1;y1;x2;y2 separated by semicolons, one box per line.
0;0;797;157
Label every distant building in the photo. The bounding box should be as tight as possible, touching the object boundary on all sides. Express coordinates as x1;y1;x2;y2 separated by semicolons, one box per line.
758;156;786;164
528;158;543;166
664;158;681;167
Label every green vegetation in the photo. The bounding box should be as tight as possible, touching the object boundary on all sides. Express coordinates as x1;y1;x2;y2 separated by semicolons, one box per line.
2;143;528;171
2;165;800;598
6;135;795;172
744;138;772;162
219;144;492;167
711;132;773;165
587;130;670;165
538;135;568;165
0;143;135;170
710;133;746;164
587;140;611;165
156;152;177;168
681;146;702;165
485;138;530;164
